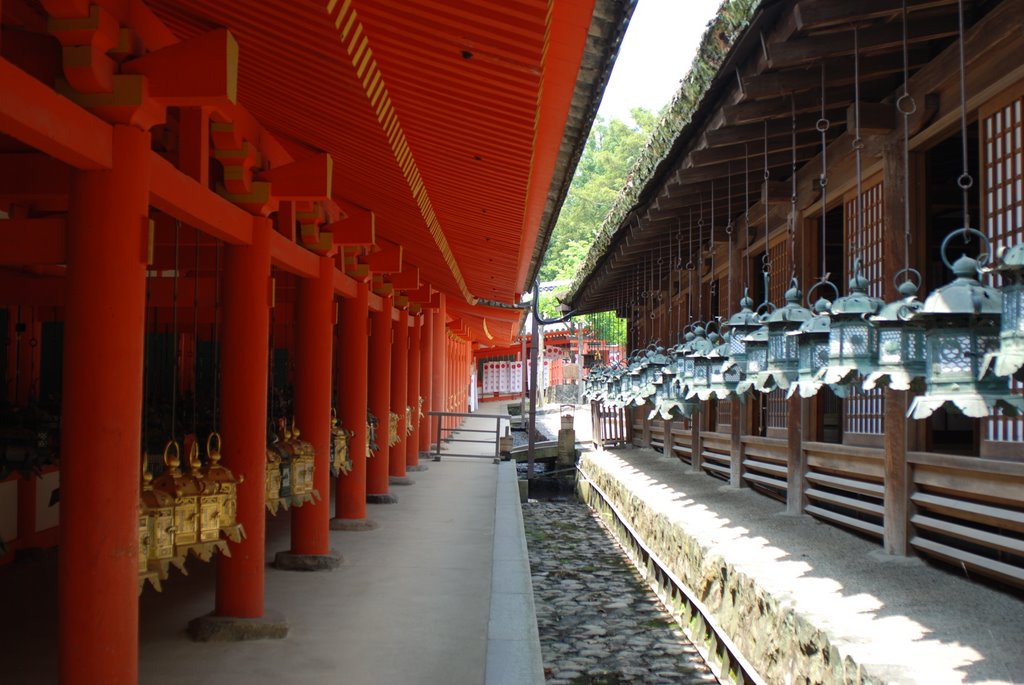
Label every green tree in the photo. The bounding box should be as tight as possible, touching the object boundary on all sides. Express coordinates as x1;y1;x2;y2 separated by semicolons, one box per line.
540;107;661;283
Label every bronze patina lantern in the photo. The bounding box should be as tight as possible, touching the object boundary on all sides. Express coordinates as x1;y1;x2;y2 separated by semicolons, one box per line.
862;274;925;392
908;231;1024;419
984;243;1024;379
757;279;811;392
685;325;718;401
721;291;762;398
787;293;833;399
819;262;884;396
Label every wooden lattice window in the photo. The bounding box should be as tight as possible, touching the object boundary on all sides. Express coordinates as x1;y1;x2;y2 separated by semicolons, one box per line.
843;179;884;437
981;85;1024;446
766;237;790;431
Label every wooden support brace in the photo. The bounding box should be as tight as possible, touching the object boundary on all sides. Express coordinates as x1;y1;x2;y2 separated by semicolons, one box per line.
121;29;238;106
847;102;896;134
256;153;332;201
55;73;165;129
391;266;420;290
367;243;402;273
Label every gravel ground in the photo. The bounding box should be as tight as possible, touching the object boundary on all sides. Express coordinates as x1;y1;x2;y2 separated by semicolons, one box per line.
523;500;719;685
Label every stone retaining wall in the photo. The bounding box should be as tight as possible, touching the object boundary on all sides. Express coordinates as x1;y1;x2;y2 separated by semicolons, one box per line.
578;452;870;685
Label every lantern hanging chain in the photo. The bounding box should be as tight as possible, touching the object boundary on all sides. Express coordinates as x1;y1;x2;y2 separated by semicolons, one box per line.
744;144;751;293
710;179;717;318
698;196;705;323
170;219;181;445
790;95;798;280
688;207;694;323
763;120;770;278
898;0;916;275
677;217;684;342
726;164;734;312
212;241;221;432
853;26;866;271
192;229;200;441
956;0;973;234
819;62;830;282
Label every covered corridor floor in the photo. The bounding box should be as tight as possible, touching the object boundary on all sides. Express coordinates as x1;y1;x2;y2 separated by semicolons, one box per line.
0;453;536;685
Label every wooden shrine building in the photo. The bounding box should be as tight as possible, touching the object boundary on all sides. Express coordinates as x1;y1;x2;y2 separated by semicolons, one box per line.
0;0;632;682
570;0;1024;588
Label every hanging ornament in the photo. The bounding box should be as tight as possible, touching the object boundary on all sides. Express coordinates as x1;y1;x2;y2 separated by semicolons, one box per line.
722;290;762;397
818;259;884;396
907;229;1023;418
788;280;836;399
757;278;811;392
862;271;926;391
983;244;1024;379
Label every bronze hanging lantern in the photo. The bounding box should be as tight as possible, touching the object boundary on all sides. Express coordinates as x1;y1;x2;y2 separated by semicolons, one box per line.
787;282;835;399
818;260;884;396
908;229;1024;419
983;244;1024;379
862;272;926;392
203;432;245;544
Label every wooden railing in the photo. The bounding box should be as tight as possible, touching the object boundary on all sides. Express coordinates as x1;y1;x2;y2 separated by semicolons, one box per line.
802;442;885;540
740;436;787;500
701;432;731;482
908;451;1024;587
669;424;692;465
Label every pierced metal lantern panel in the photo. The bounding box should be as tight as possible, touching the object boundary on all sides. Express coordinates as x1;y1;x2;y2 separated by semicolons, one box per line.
984;243;1024;379
862;279;926;392
737;327;770;394
759;279;810;391
722;290;762;376
908;249;1024;419
787;297;832;399
821;268;884;389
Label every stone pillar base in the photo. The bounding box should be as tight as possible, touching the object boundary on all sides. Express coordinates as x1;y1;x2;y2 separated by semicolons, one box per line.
367;492;398;504
389;476;415;486
187;610;289;642
330;517;379;532
273;549;342;572
408;463;429;472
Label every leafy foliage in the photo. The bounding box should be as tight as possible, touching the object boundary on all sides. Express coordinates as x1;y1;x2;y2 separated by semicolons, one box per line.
540;108;661;283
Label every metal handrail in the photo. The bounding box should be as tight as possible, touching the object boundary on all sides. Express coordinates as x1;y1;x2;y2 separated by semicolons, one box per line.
427;411;511;460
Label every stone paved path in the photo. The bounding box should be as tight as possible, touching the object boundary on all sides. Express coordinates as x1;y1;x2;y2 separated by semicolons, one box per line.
523;500;719;685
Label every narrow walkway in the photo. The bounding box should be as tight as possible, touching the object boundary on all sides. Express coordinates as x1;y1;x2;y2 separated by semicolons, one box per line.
580;447;1024;684
1;453;536;685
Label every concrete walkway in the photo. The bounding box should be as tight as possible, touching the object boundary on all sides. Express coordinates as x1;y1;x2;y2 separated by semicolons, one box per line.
0;443;542;685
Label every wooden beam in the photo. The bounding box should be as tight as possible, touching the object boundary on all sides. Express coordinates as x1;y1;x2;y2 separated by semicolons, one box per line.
723;87;851;126
391;266;420;290
149;151;252;245
0;154;72;201
324;199;375;246
121;29;238;106
847;102;895;134
0;217;66;265
256;153;332;201
793;0;957;32
741;51;927;101
367;243;402;273
0;57;112;170
0;268;65;305
269;229;318;278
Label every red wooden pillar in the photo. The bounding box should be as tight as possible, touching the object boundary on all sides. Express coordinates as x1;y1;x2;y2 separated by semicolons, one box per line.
389;308;409;479
213;216;272;618
59;125;150;685
431;294;446;440
407;314;421;468
333;280;373;526
419;309;433;455
285;256;338;562
367;294;394;502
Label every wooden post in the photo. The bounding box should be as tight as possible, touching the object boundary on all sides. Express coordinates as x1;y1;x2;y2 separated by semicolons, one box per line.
641;404;652;447
407;314;421;468
880;140;914;555
334;279;371;524
430;294;446;447
60;125;150;685
289;256;334;555
690;406;702;472
730;398;744;487
418;308;433;457
389;308;409;478
367;294;393;500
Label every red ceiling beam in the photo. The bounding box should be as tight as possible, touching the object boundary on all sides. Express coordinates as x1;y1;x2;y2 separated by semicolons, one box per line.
391;266;420;291
367;243;403;273
256;153;332;201
121;28;238;107
148;151;251;245
0;57;112;170
269;229;318;278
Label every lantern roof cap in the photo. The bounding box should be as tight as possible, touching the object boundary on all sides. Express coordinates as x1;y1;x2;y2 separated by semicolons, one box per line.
919;257;1001;316
764;279;811;325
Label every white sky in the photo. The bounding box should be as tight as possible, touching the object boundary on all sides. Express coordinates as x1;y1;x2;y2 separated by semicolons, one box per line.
596;0;724;125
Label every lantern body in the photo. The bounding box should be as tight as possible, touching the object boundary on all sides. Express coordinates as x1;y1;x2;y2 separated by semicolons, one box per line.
721;292;762;398
787;299;832;399
759;281;811;391
908;255;1024;419
820;273;883;393
738;327;770;394
862;287;925;391
985;244;1024;378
